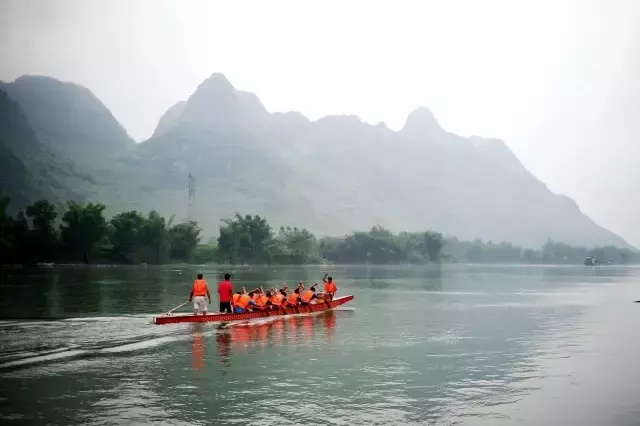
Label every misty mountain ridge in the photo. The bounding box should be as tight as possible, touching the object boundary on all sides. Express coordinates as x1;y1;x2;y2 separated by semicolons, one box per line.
0;72;632;249
0;75;135;168
0;88;94;211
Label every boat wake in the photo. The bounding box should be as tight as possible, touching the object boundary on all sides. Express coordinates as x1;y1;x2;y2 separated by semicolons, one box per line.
62;315;155;322
0;317;188;373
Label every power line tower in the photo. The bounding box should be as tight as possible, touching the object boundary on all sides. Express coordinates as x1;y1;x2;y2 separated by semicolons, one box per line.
188;173;196;223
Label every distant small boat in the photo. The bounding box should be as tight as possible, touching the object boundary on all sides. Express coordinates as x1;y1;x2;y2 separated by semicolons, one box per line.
35;262;54;268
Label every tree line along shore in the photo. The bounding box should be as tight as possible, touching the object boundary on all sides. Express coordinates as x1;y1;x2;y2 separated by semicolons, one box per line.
1;197;638;266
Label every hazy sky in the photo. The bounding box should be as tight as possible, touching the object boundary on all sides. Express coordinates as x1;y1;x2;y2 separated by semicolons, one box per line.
2;0;639;244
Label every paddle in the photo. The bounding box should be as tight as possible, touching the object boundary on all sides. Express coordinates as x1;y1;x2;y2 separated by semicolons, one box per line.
162;300;190;316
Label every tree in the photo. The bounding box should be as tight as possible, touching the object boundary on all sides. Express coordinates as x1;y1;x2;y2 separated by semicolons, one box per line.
217;213;275;264
320;227;405;264
169;221;202;262
138;211;172;264
59;201;108;262
0;196;29;264
108;210;146;263
0;195;12;257
420;231;444;263
25;200;58;262
191;244;218;264
275;226;319;264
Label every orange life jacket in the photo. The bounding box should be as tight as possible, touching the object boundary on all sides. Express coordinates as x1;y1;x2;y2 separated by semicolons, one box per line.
325;281;337;294
301;289;315;303
252;292;261;302
287;292;300;305
271;293;285;306
256;295;269;307
232;293;241;305
193;279;208;296
236;294;251;309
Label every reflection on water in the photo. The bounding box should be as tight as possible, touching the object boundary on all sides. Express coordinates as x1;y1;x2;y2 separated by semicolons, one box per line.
191;324;205;372
191;312;338;372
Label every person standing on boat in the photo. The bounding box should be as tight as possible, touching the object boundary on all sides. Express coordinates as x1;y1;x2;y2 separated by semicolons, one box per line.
218;273;234;313
189;274;211;316
323;273;337;299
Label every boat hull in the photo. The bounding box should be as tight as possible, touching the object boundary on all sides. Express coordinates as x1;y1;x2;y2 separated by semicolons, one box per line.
153;295;354;325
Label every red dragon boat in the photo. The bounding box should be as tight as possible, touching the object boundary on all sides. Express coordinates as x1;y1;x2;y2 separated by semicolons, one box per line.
153;295;354;325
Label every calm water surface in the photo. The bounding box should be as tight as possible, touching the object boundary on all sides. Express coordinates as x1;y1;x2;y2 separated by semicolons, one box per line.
1;265;640;425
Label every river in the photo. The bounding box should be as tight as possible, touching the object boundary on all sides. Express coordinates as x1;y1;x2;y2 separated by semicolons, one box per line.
1;264;639;425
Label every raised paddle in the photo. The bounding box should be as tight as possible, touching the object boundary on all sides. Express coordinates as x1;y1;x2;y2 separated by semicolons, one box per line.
162;300;190;316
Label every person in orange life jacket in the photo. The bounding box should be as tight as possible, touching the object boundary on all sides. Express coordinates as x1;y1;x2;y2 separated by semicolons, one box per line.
234;291;257;313
300;284;319;305
252;291;271;310
270;289;286;306
251;287;263;303
322;273;337;299
286;288;302;306
232;291;242;308
189;274;211;315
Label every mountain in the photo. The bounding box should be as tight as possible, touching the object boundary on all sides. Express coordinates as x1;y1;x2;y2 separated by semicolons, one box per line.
0;89;93;212
131;73;630;248
152;101;185;137
0;73;632;248
0;75;134;167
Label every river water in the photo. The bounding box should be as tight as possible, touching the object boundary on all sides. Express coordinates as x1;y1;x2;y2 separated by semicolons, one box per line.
1;265;639;425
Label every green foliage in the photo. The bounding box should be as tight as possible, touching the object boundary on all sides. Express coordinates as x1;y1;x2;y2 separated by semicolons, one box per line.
0;195;28;264
273;226;320;264
1;198;204;265
321;228;403;264
108;211;147;263
320;227;444;264
108;210;174;264
1;198;638;266
169;221;202;262
217;214;276;264
138;211;172;264
59;201;108;263
191;244;218;264
441;238;640;264
25;200;58;262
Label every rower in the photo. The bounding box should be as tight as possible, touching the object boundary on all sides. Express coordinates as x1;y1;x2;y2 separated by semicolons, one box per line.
254;291;270;310
232;291;242;309
286;288;301;306
234;291;257;313
323;273;337;300
189;274;211;315
280;284;289;295
252;288;263;303
300;284;318;305
271;289;286;306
